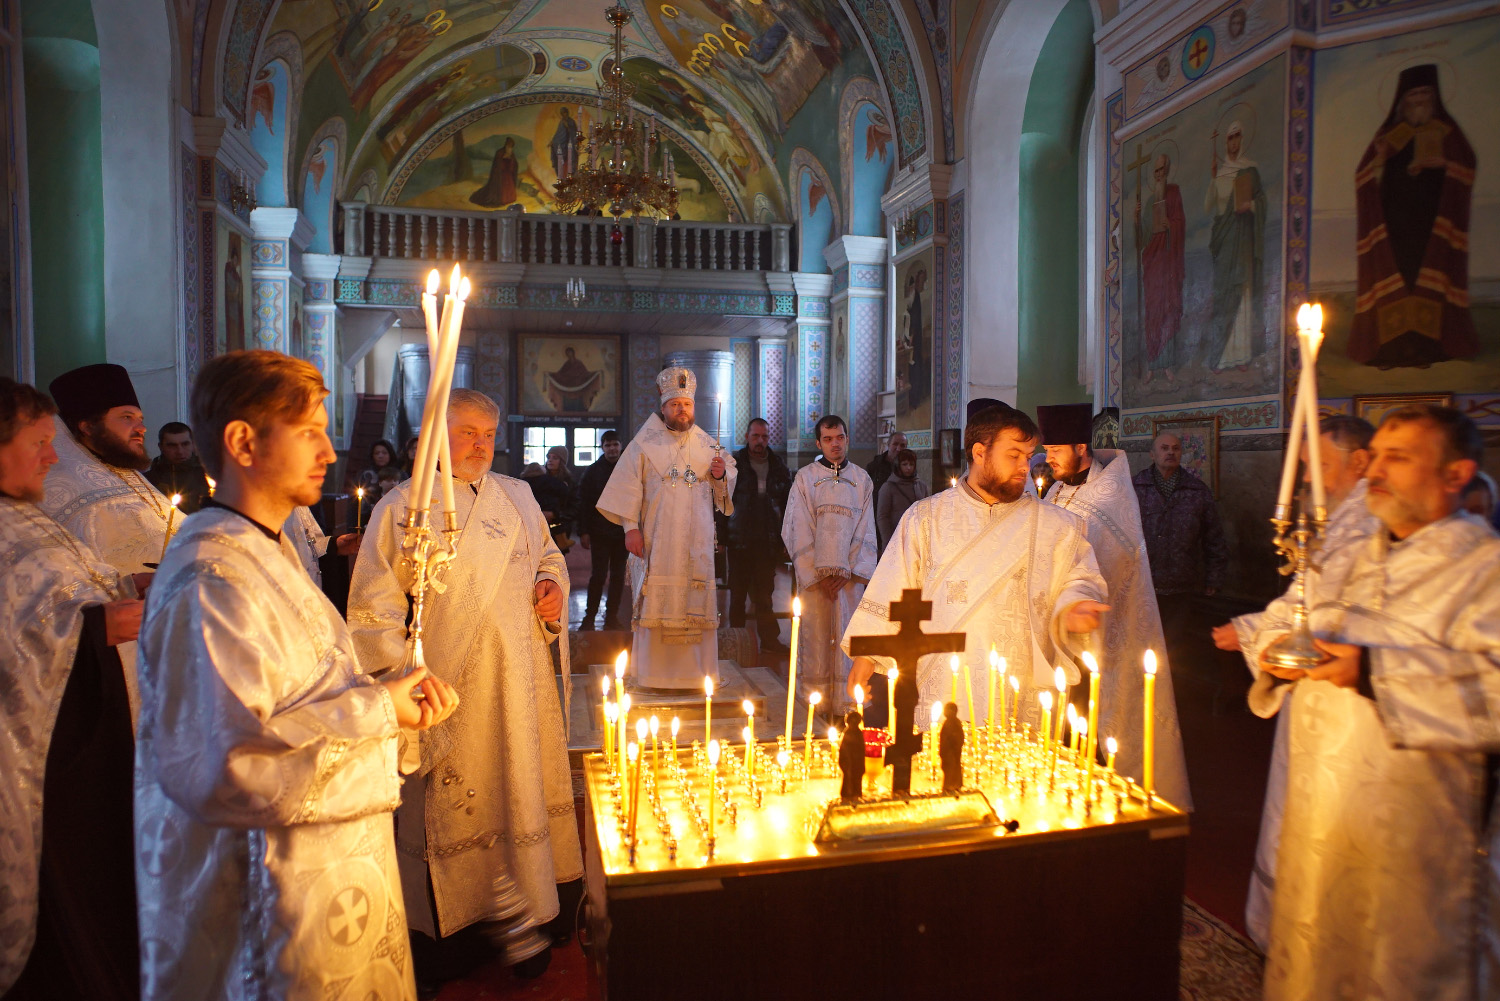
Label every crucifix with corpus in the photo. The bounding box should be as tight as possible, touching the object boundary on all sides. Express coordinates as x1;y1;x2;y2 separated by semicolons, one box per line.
848;588;966;795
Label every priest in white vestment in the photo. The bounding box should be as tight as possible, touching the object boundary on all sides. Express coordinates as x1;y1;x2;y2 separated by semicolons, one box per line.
135;351;457;1001
843;402;1110;729
783;414;877;717
284;505;360;588
40;364;170;575
1251;405;1500;1001
349;388;580;976
1211;414;1377;950
0;380;142;999
1038;404;1192;810
596;367;736;689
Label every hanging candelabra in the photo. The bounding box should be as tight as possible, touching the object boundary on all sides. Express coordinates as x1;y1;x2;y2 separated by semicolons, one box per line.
552;4;679;222
566;276;587;307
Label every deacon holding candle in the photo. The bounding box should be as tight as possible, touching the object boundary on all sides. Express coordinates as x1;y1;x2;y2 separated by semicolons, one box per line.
351;368;583;972
1036;401;1192;809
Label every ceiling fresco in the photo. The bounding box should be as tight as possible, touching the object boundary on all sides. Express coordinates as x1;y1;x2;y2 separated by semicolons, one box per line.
261;0;887;224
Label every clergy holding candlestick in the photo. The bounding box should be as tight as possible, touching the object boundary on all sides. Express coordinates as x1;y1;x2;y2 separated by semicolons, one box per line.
1037;401;1191;808
350;387;578;984
843;401;1109;742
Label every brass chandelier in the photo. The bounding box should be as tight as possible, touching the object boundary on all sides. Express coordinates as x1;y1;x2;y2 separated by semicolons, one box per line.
553;4;679;221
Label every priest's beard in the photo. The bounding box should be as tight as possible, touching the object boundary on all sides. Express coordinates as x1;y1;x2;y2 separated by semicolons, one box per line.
82;425;149;471
662;411;693;432
1048;450;1090;485
970;461;1026;503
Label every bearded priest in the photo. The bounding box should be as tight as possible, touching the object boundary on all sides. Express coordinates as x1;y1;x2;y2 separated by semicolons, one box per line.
0;378;143;1001
843;402;1110;729
1037;402;1191;810
41;364;170;576
135;351;457;1001
349;388;580;983
596;367;736;688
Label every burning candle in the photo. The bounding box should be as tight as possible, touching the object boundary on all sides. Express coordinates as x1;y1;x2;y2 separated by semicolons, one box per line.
742;725;754;776
650;715;660;777
1053;666;1068;747
1082;651;1101;767
160;493;181;563
1144;650;1157;805
704;675;714;740
1105;736;1118;773
1076;717;1088;764
618;693;631;780
1036;476;1044;495
627;741;642;847
804;691;821;770
1039;691;1053;756
1299;305;1326;512
949;477;957;490
670;716;681;754
854;684;865;720
776;748;790;794
962;659;976;726
204;474;216;497
987;648;1000;736
1066;703;1079;754
603;700;617;773
887;668;899;739
1008;675;1020;732
355;486;365;530
742;699;755;774
784;596;802;745
949;656;959;705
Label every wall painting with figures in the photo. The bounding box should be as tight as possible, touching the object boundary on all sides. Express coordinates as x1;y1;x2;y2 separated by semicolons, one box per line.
1310;15;1500;402
518;334;621;418
1120;53;1285;417
828;298;850;422
894;248;934;433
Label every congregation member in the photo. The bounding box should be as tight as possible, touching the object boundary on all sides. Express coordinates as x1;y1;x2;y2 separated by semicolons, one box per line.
283;504;360;589
41;363;169;577
1211;413;1378;951
865;429;907;501
596;367;735;688
350;388;580;986
875;447;928;556
144;421;210;514
1037;403;1191;810
727;417;792;653
1250;405;1499;1000
134;350;457;1001
0;379;142;1001
784;414;877;717
576;429;628;630
844;401;1110;730
1133;429;1227;657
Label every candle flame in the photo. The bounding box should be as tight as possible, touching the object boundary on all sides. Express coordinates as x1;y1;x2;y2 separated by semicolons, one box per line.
448;263;462;296
1009;675;1020;692
614;650;627;679
604;702;618;721
704;676;714;697
777;749;790;766
809;690;822;706
930;701;943;724
707;739;720;764
792;596;802;617
1106;736;1118;754
827;727;838;744
1081;650;1098;673
853;684;864;705
950;655;960;675
950;477;957;489
619;693;631;713
1036;477;1044;492
1076;718;1087;738
602;675;611;697
635;717;648;740
742;699;754;717
889;667;899;682
356;487;365;499
458;276;471;301
627;741;639;761
988;647;999;670
649;715;659;737
671;717;680;737
742;726;752;742
1039;691;1053;712
426;270;440;295
1144;649;1158;676
1054;666;1066;692
204;474;216;495
170;493;182;507
1067;703;1078;725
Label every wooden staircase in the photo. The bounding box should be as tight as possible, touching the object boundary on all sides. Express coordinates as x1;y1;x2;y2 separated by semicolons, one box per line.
346;394;390;474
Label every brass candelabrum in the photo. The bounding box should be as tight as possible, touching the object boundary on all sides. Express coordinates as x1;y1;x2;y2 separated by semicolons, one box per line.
1264;498;1329;671
396;506;461;696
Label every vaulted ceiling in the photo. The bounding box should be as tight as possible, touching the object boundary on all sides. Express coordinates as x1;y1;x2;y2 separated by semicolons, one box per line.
255;0;898;224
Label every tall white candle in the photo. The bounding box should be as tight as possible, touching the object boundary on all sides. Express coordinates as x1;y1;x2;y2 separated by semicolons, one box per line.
1300;305;1326;512
784;596;802;744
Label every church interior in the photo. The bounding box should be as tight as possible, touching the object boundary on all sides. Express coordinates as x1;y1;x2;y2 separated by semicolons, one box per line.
2;0;1499;998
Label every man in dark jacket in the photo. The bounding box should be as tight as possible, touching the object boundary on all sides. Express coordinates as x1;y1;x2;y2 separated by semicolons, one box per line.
727;418;792;652
576;430;627;630
865;430;907;499
1132;430;1229;659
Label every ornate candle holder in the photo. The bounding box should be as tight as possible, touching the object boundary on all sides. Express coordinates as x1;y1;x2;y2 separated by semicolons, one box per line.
1264;498;1329;671
394;506;462;695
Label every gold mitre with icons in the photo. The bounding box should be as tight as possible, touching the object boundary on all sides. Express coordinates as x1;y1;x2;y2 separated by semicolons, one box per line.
656;366;696;402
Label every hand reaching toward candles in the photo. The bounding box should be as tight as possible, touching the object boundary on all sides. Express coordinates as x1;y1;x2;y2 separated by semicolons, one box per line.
1063;600;1112;634
534;579;564;623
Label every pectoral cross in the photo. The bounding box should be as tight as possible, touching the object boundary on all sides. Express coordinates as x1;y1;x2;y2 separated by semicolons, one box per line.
849;589;967;794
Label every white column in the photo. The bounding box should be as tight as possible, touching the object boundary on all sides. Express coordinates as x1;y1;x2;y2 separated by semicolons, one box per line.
823;236;888;453
249;207;314;354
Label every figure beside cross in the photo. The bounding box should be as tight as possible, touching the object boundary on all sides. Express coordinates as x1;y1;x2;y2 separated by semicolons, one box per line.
848;588;966;795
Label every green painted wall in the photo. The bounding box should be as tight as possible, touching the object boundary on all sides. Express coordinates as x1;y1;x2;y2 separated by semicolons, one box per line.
22;0;104;389
1016;0;1093;417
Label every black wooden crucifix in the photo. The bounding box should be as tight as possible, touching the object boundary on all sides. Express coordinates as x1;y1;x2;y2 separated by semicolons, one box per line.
849;589;966;794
